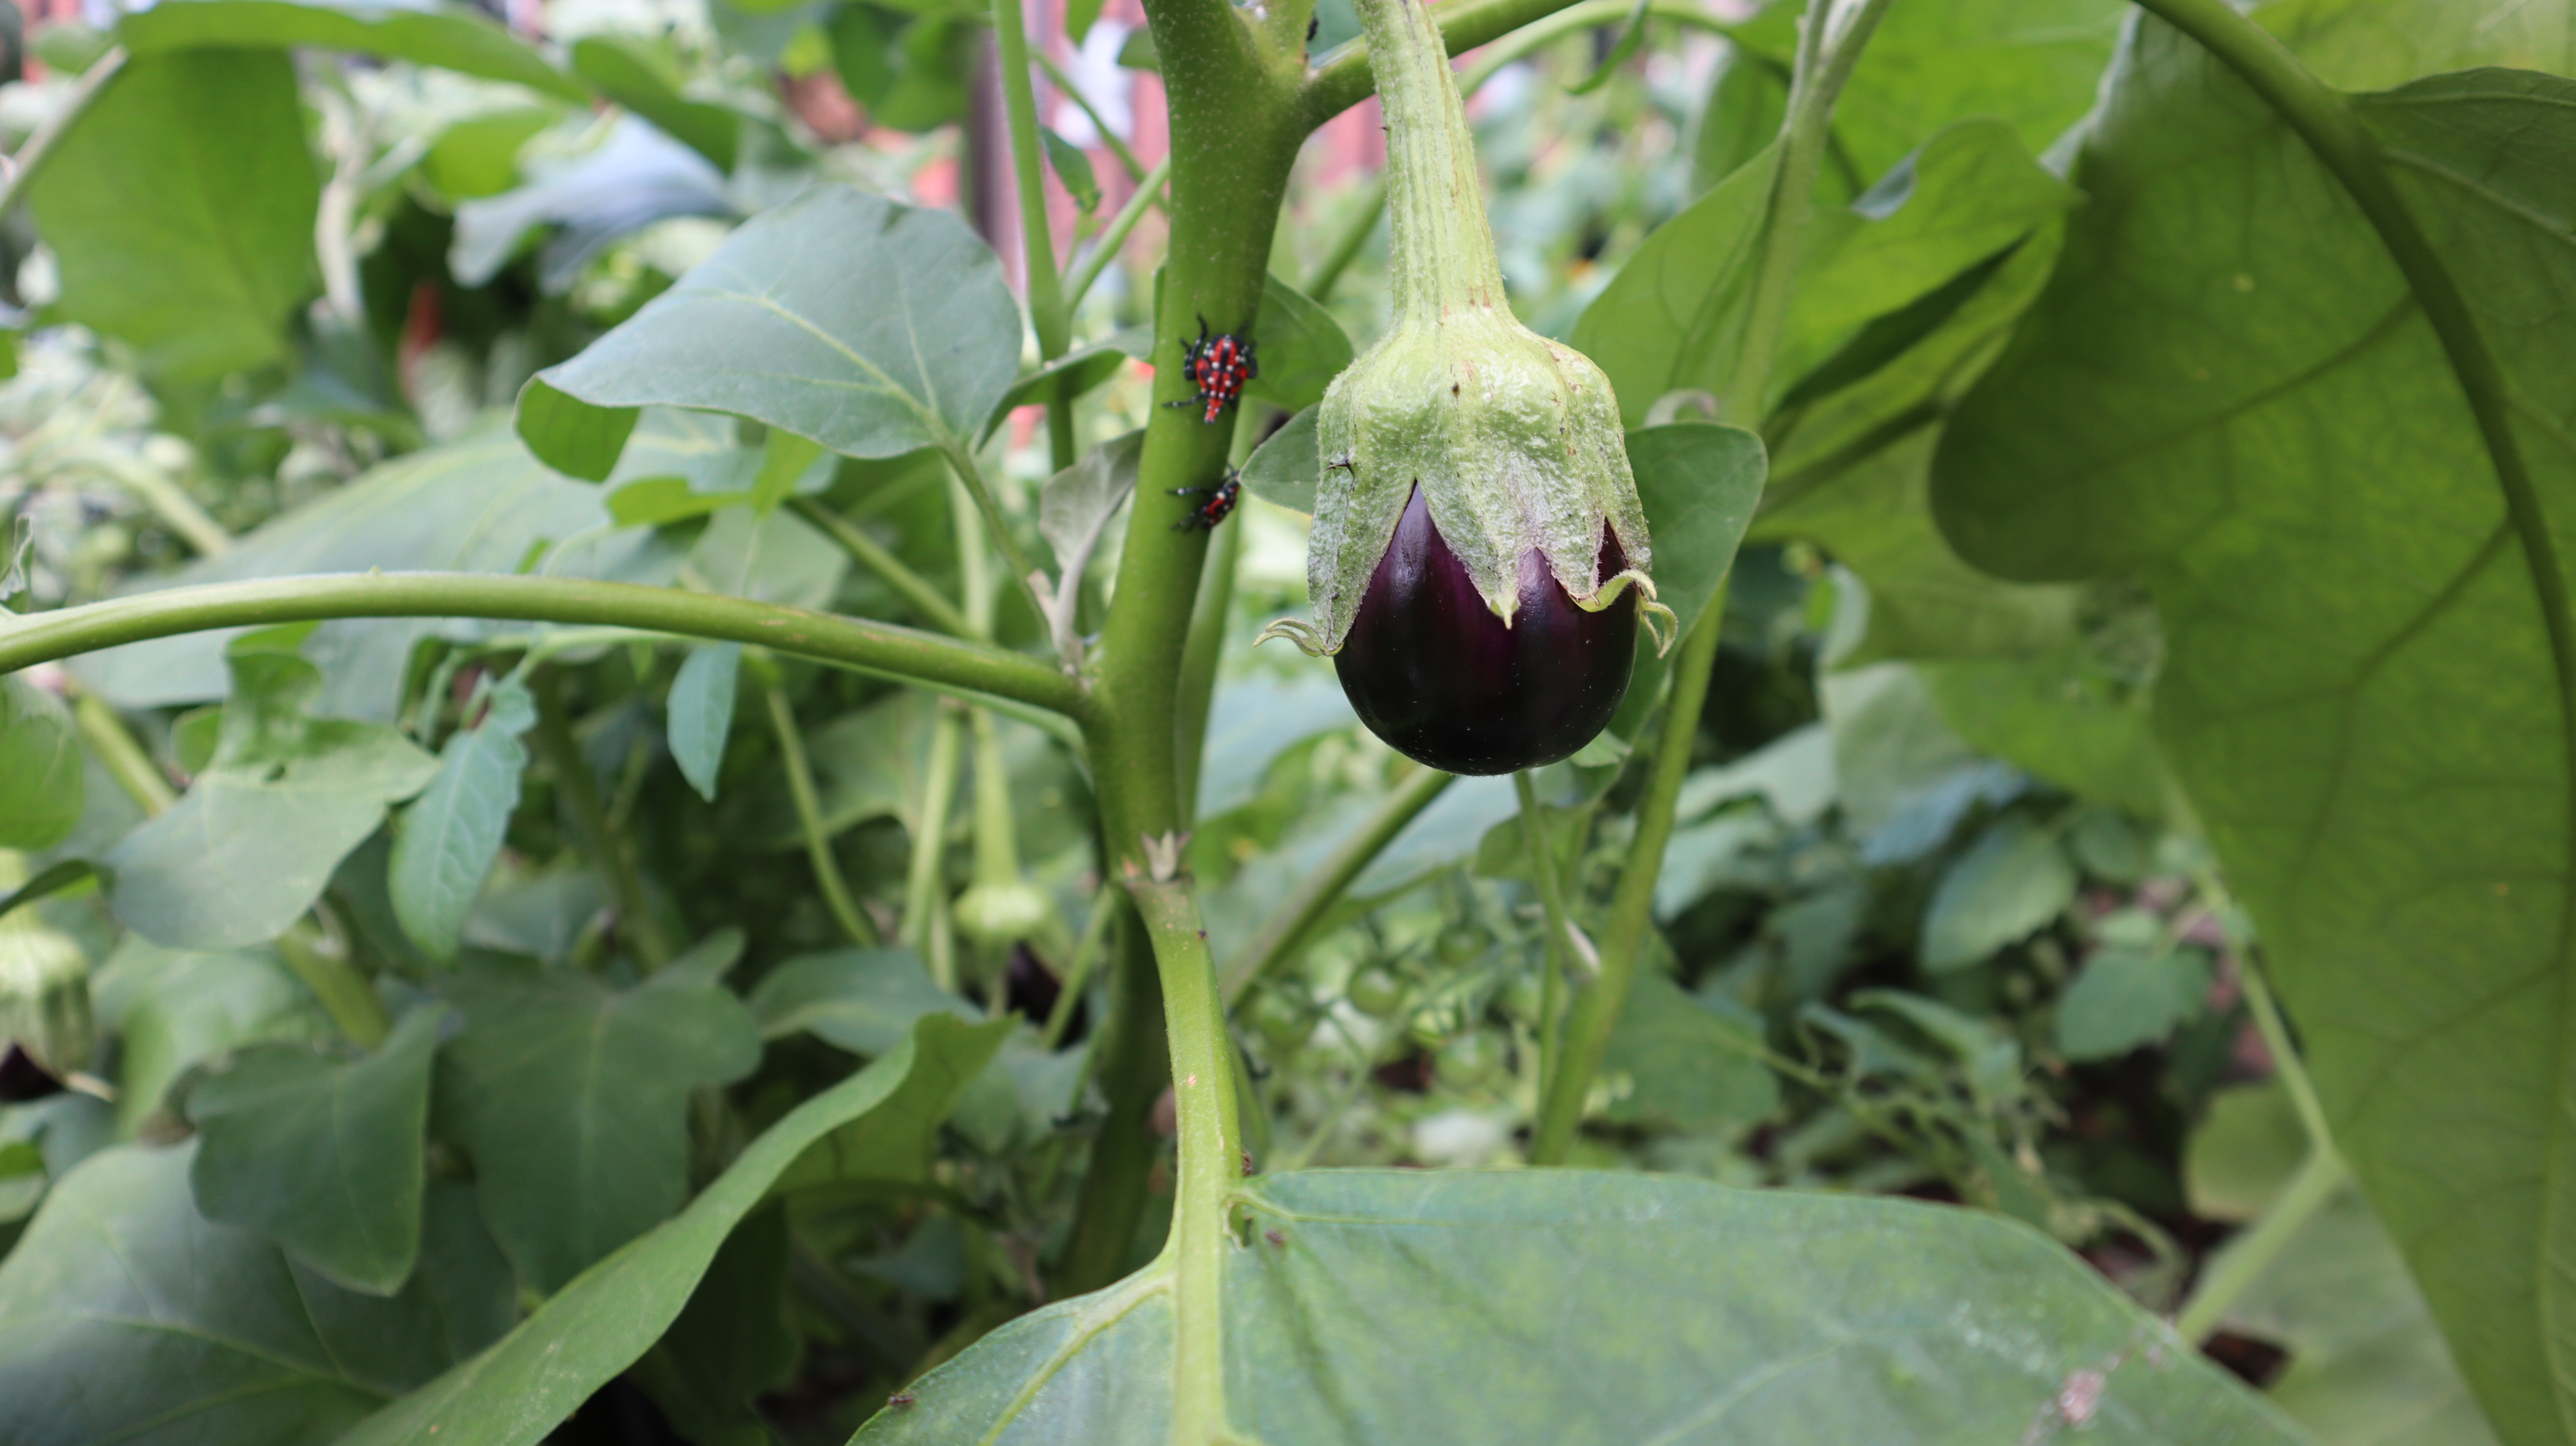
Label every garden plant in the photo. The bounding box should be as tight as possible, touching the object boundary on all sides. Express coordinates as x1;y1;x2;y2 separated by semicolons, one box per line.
0;0;2564;1439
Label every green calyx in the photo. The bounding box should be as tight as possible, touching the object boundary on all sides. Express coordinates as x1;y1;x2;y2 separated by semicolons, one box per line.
1270;0;1668;657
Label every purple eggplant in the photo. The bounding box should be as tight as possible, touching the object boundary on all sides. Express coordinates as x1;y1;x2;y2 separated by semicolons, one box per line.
1334;486;1635;775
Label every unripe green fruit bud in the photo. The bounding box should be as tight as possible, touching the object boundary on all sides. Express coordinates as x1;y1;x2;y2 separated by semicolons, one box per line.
1347;962;1407;1018
953;879;1052;946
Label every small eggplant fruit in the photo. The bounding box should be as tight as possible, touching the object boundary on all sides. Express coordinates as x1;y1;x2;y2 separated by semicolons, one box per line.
1333;485;1636;775
1262;0;1670;773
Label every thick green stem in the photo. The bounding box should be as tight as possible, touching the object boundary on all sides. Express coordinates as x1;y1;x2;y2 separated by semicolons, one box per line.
0;572;1085;717
1220;762;1454;1002
766;682;878;946
786;498;981;641
1358;0;1507;320
1531;605;1719;1161
1170;517;1240;820
991;0;1070;362
1121;866;1243;1446
534;670;672;969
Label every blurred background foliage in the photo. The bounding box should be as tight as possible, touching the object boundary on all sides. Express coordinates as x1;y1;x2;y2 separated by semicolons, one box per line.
0;0;2491;1440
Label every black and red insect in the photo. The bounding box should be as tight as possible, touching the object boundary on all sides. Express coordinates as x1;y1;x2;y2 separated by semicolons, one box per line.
1169;316;1257;424
1170;470;1243;531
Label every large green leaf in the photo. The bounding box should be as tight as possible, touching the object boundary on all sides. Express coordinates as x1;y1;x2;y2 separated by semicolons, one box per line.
1243;273;1356;414
336;1015;1008;1446
852;1168;2302;1443
528;187;1021;471
118;0;584;99
1930;30;2576;1442
99;939;328;1135
24;51;318;380
104;635;440;951
0;677;81;851
437;957;763;1292
184;1005;446;1295
0;1145;512;1446
69;425;674;720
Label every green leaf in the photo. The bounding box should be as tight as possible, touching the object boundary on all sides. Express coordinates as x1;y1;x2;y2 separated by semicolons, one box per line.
628;1207;797;1446
2186;1082;2309;1225
104;639;441;950
2055;947;2210;1062
1627;422;1766;642
747;945;966;1057
390;682;536;963
1723;0;2126;185
1244;273;1356;414
571;34;740;170
827;5;971;132
1600;971;1779;1132
1042;127;1102;213
1927;648;2173;822
2220;1187;2502;1446
1198;675;1359;821
25;51;318;380
1929;38;2576;1438
336;1015;1006;1446
1920;813;2074;971
531;188;1019;467
667;644;741;802
437;958;763;1292
0;677;81;851
101;940;328;1136
853;1169;2303;1443
987;325;1153;429
1781;120;2080;390
184;1006;447;1295
1241;404;1319;514
421;106;556;201
2254;0;2576;91
118;0;586;100
515;376;639;482
1570;140;1781;426
0;1145;511;1446
69;426;674;720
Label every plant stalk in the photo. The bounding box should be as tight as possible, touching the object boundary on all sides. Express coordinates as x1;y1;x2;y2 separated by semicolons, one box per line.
0;571;1084;717
274;922;392;1049
1065;157;1170;314
71;691;175;815
1531;604;1719;1161
534;670;672;969
1220;762;1455;1002
765;682;878;946
786;498;981;641
1513;769;1578;1105
904;700;967;985
1120;866;1242;1446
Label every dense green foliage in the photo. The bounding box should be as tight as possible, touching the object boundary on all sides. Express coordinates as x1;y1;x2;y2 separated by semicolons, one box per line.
0;0;2563;1441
